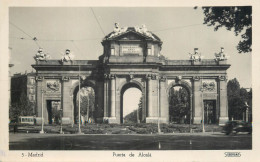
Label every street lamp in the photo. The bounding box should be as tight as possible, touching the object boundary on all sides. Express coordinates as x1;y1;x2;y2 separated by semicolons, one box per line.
40;90;46;134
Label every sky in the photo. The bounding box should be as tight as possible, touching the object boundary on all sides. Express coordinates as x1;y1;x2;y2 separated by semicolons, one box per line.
9;7;252;88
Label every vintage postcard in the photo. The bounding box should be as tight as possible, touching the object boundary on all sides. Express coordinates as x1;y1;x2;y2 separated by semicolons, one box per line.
1;0;259;161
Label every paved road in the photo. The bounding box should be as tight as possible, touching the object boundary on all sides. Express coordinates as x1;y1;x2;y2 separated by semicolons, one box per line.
9;133;251;150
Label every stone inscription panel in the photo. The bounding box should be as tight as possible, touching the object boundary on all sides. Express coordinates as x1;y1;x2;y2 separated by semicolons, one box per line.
121;44;142;55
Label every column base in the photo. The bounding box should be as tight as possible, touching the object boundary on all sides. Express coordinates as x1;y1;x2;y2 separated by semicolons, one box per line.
193;117;202;124
105;117;117;124
219;117;229;125
146;117;168;124
96;117;104;123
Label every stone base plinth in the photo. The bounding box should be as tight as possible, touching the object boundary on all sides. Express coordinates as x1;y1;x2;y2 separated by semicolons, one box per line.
146;117;168;124
193;117;202;124
219;117;229;125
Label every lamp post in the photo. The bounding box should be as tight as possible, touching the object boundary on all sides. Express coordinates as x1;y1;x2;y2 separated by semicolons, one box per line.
70;95;73;128
157;77;161;134
200;87;205;133
189;94;193;133
78;65;82;134
40;90;46;134
60;109;63;134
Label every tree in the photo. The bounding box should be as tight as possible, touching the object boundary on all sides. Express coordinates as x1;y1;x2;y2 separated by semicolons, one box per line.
227;78;251;120
201;7;252;53
76;87;95;124
9;92;34;120
169;87;189;123
137;96;143;122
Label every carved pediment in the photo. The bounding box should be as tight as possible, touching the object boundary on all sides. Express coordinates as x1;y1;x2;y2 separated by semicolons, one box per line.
117;32;145;41
110;30;153;41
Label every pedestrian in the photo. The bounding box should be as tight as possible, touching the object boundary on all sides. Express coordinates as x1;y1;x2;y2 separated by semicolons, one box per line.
13;122;18;134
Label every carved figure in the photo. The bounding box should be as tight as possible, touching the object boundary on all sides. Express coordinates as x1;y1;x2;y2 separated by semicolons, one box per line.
109;23;127;38
215;47;228;61
189;48;202;62
34;48;50;62
61;49;74;62
135;24;155;39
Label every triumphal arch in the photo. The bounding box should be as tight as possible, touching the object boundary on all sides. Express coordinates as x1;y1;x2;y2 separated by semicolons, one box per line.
32;24;230;125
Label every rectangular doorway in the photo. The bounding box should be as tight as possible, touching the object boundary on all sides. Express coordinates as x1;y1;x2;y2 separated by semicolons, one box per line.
46;100;61;124
203;100;216;124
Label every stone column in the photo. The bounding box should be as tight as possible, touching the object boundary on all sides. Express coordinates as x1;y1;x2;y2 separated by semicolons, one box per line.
192;76;203;124
103;74;108;120
108;74;116;123
218;76;229;125
36;76;45;124
190;93;193;124
61;76;72;124
146;74;159;123
159;76;168;123
96;75;104;123
146;74;153;117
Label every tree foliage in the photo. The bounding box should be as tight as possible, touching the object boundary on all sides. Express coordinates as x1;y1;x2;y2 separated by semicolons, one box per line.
202;7;252;53
76;87;95;122
169;87;190;124
9;92;34;120
227;78;251;120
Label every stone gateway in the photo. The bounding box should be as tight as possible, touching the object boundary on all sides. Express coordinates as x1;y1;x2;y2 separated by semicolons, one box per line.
32;24;230;125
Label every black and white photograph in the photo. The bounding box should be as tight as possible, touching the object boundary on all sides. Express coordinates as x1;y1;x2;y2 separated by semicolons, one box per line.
1;1;259;161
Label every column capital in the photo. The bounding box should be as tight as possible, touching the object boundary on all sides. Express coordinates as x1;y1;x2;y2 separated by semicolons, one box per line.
35;76;44;81
159;75;167;82
62;76;70;81
108;74;116;79
218;75;227;81
146;74;152;80
192;76;200;81
104;73;109;80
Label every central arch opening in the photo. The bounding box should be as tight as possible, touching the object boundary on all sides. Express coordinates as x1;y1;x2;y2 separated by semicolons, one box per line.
73;85;95;124
120;83;142;124
169;85;191;124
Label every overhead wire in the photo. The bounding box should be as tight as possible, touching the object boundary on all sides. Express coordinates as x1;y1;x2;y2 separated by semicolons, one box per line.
90;8;106;36
71;40;82;56
151;23;203;32
9;21;41;48
9;22;205;55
